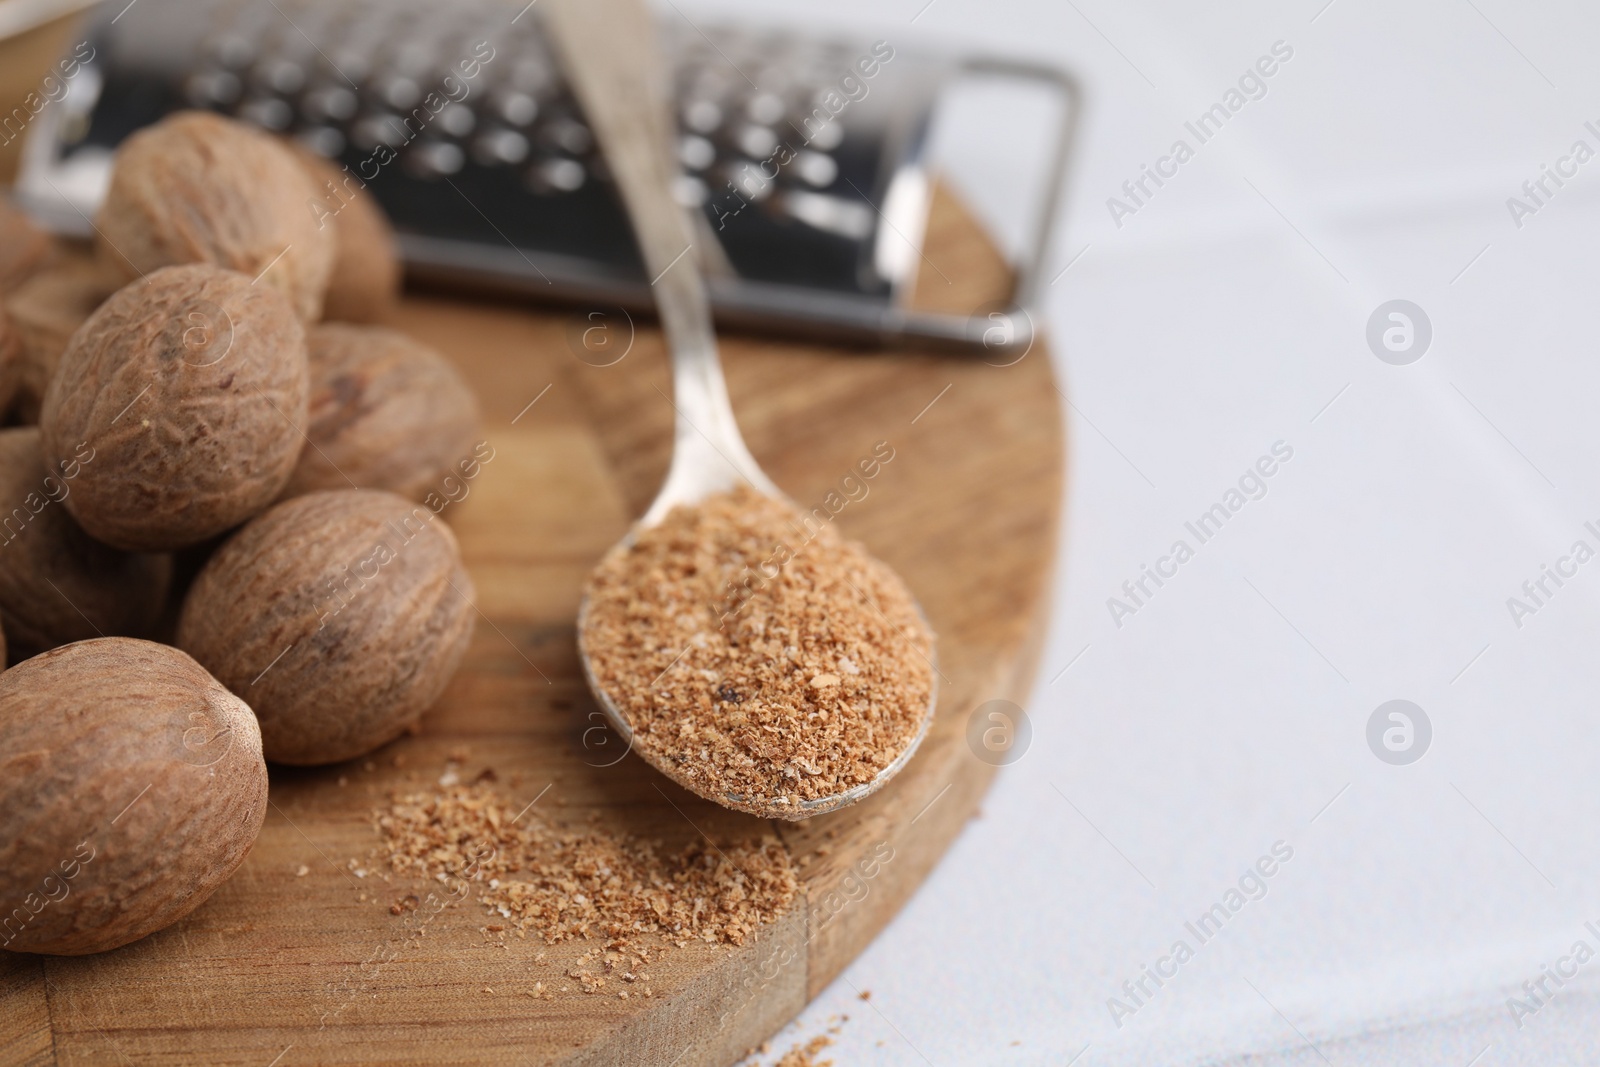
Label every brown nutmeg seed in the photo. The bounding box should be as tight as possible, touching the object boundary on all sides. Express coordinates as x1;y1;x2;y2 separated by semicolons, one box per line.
281;324;481;503
286;144;401;324
0;303;20;418
2;254;120;424
176;489;476;765
0;198;52;294
40;263;309;552
97;111;334;322
0;428;171;660
0;638;267;955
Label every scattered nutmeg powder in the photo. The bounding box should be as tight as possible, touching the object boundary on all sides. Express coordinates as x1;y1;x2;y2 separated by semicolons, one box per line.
772;1035;834;1067
580;488;935;815
374;775;797;946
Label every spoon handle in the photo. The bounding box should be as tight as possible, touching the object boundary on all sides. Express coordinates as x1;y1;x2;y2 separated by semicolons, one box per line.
543;0;778;524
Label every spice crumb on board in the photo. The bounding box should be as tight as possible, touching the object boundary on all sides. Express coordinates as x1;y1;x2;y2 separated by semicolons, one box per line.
372;771;797;952
579;486;935;810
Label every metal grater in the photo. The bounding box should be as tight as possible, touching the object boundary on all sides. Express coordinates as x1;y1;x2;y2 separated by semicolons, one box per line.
15;0;1078;352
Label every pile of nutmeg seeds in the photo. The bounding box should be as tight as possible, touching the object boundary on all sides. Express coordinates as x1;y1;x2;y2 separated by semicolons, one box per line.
0;111;484;955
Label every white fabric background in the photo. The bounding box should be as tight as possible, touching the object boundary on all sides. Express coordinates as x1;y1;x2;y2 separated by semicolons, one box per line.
667;0;1600;1064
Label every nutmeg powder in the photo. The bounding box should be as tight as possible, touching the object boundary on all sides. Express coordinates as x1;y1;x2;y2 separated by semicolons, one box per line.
579;487;935;812
375;776;795;947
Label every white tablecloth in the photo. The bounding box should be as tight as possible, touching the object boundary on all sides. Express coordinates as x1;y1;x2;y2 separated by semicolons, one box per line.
676;0;1600;1062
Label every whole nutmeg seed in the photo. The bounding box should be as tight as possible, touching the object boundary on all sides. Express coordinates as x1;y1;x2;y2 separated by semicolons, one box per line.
281;324;481;503
287;144;401;324
177;489;476;765
0;638;267;955
0;198;52;294
3;255;120;424
40;263;309;552
0;303;19;417
0;428;170;660
97;111;334;321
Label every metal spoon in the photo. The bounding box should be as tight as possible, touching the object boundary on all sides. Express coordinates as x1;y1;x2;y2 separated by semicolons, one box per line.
546;0;937;819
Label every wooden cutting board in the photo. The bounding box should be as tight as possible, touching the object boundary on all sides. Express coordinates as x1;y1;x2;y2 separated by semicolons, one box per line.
0;119;1064;1066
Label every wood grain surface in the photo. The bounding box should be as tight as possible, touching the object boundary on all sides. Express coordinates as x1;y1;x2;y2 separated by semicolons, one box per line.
0;17;1064;1055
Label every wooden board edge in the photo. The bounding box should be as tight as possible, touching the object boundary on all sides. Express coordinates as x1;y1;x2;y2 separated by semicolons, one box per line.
562;905;807;1067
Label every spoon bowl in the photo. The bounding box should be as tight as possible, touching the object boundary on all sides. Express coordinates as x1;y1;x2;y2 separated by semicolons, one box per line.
575;571;939;819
